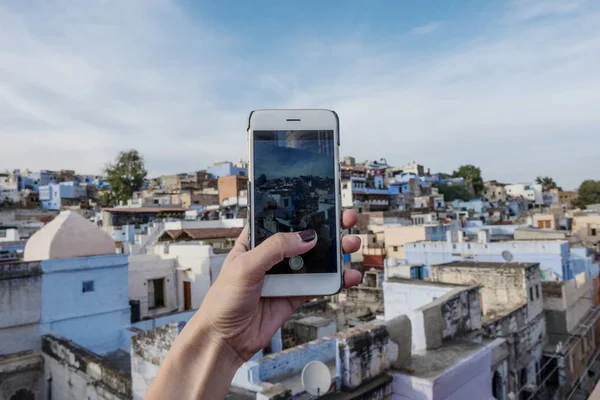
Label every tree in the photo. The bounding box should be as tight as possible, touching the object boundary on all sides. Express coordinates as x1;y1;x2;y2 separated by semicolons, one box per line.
436;183;472;202
535;176;559;192
574;180;600;208
453;164;484;195
104;150;147;206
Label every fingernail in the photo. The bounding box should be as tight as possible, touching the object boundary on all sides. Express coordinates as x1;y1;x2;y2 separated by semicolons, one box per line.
298;229;317;242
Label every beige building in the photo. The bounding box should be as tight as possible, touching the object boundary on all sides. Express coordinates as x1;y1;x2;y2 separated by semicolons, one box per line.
572;215;600;244
532;213;556;230
384;224;450;260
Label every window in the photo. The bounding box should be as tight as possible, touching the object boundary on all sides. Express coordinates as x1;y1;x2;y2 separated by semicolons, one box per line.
592;228;598;236
343;183;348;189
82;281;94;293
148;278;165;309
0;230;6;238
372;237;376;244
529;287;534;301
536;285;540;299
393;246;398;252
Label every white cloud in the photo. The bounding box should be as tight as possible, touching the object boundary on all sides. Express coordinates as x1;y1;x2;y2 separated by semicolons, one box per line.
411;23;439;35
0;0;599;189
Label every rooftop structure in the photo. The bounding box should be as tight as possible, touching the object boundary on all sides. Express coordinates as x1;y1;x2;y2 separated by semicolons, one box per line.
23;210;115;261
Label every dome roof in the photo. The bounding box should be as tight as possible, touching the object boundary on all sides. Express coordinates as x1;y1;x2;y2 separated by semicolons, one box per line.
24;211;116;261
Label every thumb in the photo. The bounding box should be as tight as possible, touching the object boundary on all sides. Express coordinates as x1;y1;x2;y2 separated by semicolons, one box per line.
241;230;317;276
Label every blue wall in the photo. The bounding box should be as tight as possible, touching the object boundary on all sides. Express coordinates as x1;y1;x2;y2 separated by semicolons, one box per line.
207;162;246;178
40;254;130;354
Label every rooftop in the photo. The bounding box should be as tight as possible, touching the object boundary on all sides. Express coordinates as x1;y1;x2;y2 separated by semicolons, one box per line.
161;227;243;241
24;211;116;261
103;207;187;214
385;276;468;288
396;339;491;380
432;261;539;270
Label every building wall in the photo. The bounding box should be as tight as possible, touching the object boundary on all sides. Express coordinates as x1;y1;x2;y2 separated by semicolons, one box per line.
391;343;493;400
533;214;556;230
0;261;42;354
218;175;248;205
543;272;594;339
43;335;130;400
384;280;460;351
40;254;130;354
404;239;570;280
384;226;427;260
572;215;600;244
0;352;44;400
131;323;180;400
207;162;246;178
156;243;223;308
430;264;543;321
128;255;178;318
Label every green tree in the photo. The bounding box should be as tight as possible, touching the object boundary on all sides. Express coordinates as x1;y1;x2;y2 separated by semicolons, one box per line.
104;150;147;206
574;180;600;208
535;176;559;192
452;164;484;195
436;183;472;202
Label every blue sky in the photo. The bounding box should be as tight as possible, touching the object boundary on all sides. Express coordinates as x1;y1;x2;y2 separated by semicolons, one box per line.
1;0;599;189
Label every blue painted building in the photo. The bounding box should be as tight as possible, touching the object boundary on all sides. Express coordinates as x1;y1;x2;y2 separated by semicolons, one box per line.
23;211;129;353
207;161;247;178
39;182;87;210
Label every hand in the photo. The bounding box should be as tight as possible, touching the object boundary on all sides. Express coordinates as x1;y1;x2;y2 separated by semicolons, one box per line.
194;209;362;364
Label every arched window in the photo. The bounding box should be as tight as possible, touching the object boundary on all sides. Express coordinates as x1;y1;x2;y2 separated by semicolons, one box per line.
10;389;35;400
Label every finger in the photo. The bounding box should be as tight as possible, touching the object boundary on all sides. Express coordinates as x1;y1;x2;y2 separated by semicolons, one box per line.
242;230;317;275
342;235;361;254
343;269;362;288
261;270;362;334
225;225;249;263
342;209;358;229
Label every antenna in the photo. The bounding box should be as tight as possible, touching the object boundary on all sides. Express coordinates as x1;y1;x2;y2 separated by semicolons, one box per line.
301;361;331;396
501;250;514;263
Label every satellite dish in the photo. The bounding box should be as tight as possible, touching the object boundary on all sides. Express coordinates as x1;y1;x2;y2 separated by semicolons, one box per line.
501;250;514;263
301;361;331;396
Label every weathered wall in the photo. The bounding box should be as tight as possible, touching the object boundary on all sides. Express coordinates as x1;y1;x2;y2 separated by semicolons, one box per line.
383;279;457;351
292;316;336;345
42;335;131;400
128;254;178;318
430;264;529;317
543;272;594;335
0;351;44;400
131;323;180;400
0;261;41;354
416;286;482;350
336;323;398;390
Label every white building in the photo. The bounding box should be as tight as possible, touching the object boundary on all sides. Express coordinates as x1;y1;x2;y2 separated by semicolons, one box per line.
0;172;19;204
404;229;583;280
505;183;544;204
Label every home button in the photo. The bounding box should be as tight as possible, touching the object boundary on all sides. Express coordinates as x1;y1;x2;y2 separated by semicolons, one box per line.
289;256;304;271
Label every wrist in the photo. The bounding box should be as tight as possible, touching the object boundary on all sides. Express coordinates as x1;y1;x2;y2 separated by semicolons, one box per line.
149;317;243;400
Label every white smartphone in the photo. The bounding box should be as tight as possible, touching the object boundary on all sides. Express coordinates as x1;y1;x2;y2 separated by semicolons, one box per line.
247;109;343;297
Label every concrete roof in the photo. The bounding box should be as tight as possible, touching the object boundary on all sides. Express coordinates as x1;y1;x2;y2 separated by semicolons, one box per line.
433;261;539;269
396;340;491;380
24;211;115;261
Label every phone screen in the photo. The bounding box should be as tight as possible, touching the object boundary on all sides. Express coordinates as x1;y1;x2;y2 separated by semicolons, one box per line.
252;130;338;274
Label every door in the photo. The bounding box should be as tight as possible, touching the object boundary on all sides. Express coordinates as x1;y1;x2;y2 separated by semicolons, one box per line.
184;281;192;311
